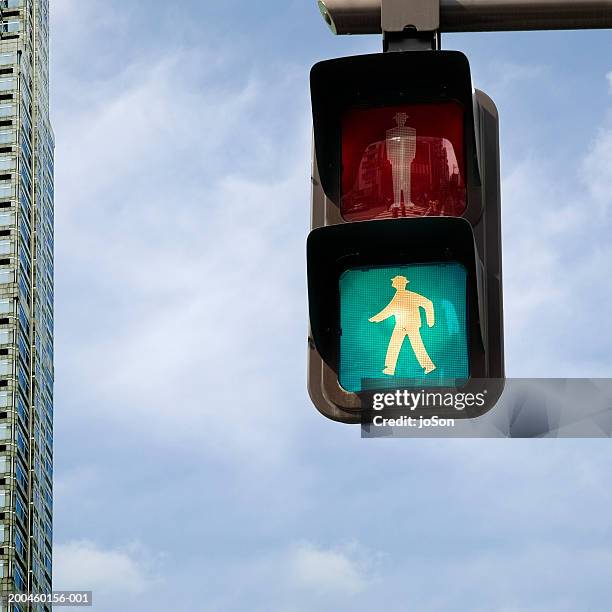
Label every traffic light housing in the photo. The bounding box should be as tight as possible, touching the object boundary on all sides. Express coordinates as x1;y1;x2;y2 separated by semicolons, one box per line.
307;51;504;423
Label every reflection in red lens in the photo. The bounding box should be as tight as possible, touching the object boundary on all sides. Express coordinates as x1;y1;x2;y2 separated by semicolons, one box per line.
341;102;466;221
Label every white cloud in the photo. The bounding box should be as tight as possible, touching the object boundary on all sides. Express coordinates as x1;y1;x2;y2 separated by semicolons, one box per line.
288;543;368;595
198;540;378;612
54;540;160;595
500;71;612;377
46;5;612;611
156;532;612;612
483;61;545;95
52;40;312;469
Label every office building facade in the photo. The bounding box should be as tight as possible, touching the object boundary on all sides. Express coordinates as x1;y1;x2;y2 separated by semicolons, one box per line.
0;0;54;609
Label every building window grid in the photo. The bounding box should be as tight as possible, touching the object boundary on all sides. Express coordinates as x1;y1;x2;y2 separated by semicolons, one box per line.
0;0;53;597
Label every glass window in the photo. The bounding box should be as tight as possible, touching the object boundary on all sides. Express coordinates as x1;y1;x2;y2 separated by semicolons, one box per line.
21;77;30;107
19;187;31;218
0;183;14;198
19;155;31;181
0;490;5;507
0;104;15;118
15;531;25;556
15;461;26;488
0;423;9;439
0;52;16;66
20;104;31;133
15;497;25;521
18;272;29;297
0;212;14;226
20;168;31;194
0;78;16;92
0;157;15;171
16;396;26;422
18;215;29;240
19;249;30;280
0;242;10;255
21;141;31;168
0;130;15;144
19;237;30;263
18;284;30;311
21;132;32;158
14;566;26;591
16;430;25;453
17;302;29;331
0;21;19;34
0;298;10;312
0;329;12;345
0;0;21;9
0;270;13;284
0;455;9;473
17;362;28;396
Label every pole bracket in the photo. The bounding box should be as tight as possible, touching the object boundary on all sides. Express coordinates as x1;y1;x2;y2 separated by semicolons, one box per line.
381;0;439;33
381;0;440;51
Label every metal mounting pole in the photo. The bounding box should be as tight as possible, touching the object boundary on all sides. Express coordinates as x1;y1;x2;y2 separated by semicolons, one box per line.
318;0;612;35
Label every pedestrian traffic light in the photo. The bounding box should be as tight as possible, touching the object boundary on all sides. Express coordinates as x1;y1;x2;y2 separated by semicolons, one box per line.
307;50;504;423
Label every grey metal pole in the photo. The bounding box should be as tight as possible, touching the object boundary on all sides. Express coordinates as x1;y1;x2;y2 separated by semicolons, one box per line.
317;0;612;34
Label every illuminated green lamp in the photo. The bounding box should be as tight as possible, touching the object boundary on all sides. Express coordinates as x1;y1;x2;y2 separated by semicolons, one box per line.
339;263;469;392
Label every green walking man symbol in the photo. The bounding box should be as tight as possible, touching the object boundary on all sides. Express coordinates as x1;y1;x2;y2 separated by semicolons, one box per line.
369;275;437;376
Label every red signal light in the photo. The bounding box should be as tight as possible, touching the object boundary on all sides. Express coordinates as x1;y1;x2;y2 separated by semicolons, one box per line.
341;102;466;221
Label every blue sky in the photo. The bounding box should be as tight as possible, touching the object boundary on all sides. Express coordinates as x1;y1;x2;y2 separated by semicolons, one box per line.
48;1;612;610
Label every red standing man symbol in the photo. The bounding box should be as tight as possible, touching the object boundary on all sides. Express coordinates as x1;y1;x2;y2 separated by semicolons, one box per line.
386;112;417;215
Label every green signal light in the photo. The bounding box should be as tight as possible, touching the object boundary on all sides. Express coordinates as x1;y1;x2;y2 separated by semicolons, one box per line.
339;263;469;392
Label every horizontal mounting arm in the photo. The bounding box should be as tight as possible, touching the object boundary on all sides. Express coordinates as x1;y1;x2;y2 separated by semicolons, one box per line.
318;0;612;34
